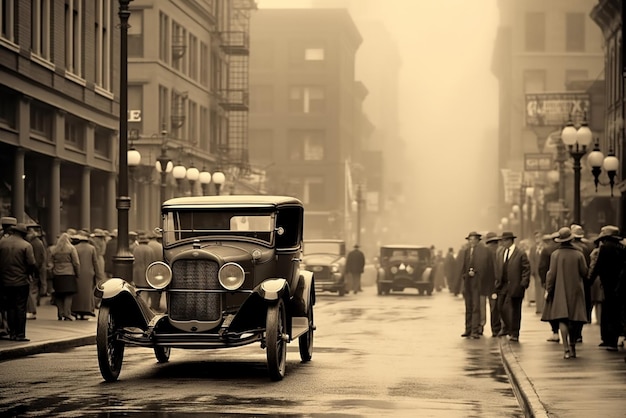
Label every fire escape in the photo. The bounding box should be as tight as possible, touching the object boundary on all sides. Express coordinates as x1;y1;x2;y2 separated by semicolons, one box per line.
218;0;256;174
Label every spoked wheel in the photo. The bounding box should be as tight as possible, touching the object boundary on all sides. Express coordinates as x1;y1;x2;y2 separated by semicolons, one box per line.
266;298;287;381
96;305;125;382
298;296;314;362
154;346;171;363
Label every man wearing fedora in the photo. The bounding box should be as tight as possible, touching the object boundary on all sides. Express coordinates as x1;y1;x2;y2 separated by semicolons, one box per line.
494;231;530;342
457;231;495;339
588;225;626;351
0;223;37;341
484;232;502;337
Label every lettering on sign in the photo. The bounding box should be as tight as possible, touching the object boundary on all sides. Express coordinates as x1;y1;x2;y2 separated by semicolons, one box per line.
524;153;553;171
525;93;590;127
128;110;142;122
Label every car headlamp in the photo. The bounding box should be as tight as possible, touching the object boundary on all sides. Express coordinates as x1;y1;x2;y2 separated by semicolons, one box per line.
390;266;399;274
219;262;245;290
145;261;172;289
399;263;406;270
331;264;340;273
406;265;415;274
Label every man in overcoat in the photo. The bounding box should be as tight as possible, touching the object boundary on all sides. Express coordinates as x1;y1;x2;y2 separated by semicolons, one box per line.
484;232;502;337
494;231;530;342
457;231;494;339
345;244;365;294
538;232;560;342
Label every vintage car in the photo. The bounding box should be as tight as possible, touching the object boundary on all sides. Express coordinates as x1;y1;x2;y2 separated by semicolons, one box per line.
376;245;435;296
95;195;315;382
301;239;346;296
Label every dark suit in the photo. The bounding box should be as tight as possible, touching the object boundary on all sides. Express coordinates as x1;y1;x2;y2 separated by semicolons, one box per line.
572;238;593;322
538;242;559;334
495;245;530;338
528;242;544;313
457;242;494;336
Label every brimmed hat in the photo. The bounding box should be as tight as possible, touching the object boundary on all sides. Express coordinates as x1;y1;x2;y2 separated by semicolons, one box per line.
484;232;499;243
1;216;17;226
554;227;575;243
92;228;106;237
594;225;622;243
465;231;482;240
542;233;555;241
570;224;585;239
11;223;28;235
73;233;90;241
500;231;517;240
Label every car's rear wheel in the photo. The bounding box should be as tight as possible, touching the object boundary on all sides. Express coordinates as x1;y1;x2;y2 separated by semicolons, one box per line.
96;305;125;382
298;296;314;362
266;299;287;381
154;346;171;363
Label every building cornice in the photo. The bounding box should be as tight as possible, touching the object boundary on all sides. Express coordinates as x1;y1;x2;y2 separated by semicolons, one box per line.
590;0;621;40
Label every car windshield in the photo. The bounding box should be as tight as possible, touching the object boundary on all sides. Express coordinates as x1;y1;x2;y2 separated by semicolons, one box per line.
304;242;342;254
382;248;431;262
162;209;275;247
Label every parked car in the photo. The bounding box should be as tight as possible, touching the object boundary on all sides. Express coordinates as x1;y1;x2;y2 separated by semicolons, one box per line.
376;245;435;295
95;195;315;382
301;239;346;296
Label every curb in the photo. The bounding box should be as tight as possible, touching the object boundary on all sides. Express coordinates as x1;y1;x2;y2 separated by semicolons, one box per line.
0;335;96;362
500;340;550;418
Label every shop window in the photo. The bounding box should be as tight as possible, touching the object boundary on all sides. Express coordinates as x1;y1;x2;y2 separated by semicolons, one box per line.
30;102;53;139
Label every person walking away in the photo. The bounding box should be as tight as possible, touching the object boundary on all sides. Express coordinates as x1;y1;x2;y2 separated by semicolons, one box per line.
444;248;458;295
571;225;594;342
540;227;588;359
587;225;626;352
587;241;603;326
0;216;17;337
433;250;446;292
71;233;98;319
133;233;161;310
494;231;531;342
50;232;80;321
457;232;495;339
538;232;561;343
104;229;118;278
528;231;545;315
0;223;37;341
484;232;502;337
25;226;47;320
345;244;365;294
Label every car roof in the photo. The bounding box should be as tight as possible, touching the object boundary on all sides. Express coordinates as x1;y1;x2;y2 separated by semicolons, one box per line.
304;239;345;243
380;245;430;250
162;195;303;210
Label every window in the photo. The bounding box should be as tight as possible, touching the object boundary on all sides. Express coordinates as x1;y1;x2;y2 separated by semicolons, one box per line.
171;91;187;137
523;69;546;92
31;0;52;61
188;100;197;144
305;48;324;61
250;85;274;112
0;88;17;128
94;128;111;158
248;129;273;163
200;42;209;86
127;9;143;57
1;0;16;43
95;0;111;91
189;34;198;81
172;21;186;72
159;12;170;64
159;85;169;133
65;115;86;150
288;86;325;113
30;101;53;139
303;177;324;205
199;106;208;150
288;130;325;161
211;51;220;92
566;13;585;52
524;12;545;52
65;0;84;77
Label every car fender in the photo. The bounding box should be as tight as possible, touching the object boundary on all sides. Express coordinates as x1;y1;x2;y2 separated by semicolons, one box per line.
291;270;315;317
94;277;137;300
259;278;290;302
94;278;155;329
422;267;433;282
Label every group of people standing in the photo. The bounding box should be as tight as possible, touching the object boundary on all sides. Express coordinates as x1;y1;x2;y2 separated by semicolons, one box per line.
0;216;164;341
451;223;626;361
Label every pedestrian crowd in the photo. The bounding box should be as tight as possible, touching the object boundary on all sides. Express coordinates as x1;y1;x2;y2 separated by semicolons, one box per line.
0;216;163;341
441;223;626;361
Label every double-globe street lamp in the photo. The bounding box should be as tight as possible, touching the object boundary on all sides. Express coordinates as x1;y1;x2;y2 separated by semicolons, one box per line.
172;161;225;196
560;118;593;225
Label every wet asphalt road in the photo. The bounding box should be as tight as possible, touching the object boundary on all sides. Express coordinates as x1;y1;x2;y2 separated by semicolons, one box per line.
0;288;522;417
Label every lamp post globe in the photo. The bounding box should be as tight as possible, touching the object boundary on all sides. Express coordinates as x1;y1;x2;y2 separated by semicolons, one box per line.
212;171;225;195
172;163;187;196
199;170;212;196
186;166;200;196
127;148;141;167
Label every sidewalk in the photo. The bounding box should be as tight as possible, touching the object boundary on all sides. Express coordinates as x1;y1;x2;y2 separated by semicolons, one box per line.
500;303;626;417
0;296;96;361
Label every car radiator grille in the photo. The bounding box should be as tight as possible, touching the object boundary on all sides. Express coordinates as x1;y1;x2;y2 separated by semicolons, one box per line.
170;260;220;321
311;267;332;281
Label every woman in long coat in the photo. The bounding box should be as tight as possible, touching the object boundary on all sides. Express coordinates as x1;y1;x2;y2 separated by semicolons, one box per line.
50;233;80;321
72;234;99;319
541;227;588;359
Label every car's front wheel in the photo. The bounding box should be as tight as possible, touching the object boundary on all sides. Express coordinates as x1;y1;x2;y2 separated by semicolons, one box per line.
96;305;125;382
298;296;314;362
154;346;171;363
266;299;287;381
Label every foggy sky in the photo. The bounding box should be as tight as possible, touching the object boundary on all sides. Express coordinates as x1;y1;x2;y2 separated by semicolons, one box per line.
257;0;500;251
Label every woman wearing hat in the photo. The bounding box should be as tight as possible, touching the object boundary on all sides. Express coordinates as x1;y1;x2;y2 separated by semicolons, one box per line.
50;233;80;320
541;227;588;359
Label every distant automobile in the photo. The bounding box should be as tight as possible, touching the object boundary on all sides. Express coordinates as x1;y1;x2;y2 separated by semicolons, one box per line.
301;239;346;296
94;195;315;382
376;245;435;296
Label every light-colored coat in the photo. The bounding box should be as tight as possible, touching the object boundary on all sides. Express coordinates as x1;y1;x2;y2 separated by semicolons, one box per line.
72;241;98;315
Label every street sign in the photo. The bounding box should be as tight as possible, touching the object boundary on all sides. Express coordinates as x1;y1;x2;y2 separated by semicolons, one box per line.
524;153;553;171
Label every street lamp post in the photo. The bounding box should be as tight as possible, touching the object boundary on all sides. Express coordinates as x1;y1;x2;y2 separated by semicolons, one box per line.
172;162;187;196
199;168;212;196
212;171;225;195
561;118;593;225
155;131;173;204
186;165;200;196
588;141;620;197
113;0;134;281
355;185;363;245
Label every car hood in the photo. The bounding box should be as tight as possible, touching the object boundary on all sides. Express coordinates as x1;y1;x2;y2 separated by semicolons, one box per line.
302;254;344;265
167;242;274;264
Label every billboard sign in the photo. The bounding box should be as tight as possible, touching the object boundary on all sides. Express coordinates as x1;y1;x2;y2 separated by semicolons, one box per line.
524;153;553;171
525;92;590;127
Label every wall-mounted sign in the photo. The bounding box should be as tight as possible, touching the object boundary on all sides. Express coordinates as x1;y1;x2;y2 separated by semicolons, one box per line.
524;153;553;171
128;110;142;122
525;92;590;127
